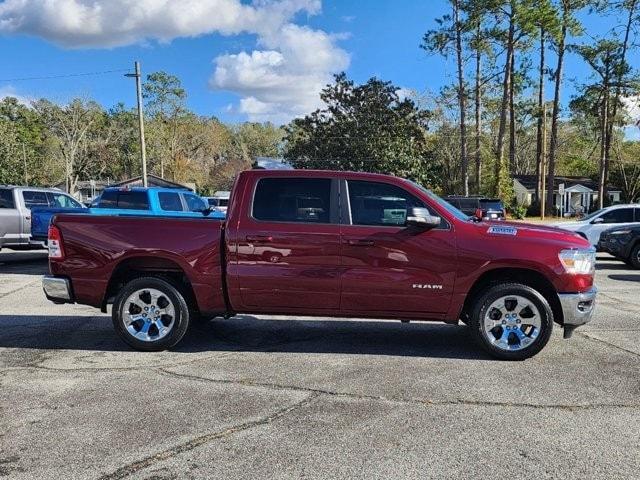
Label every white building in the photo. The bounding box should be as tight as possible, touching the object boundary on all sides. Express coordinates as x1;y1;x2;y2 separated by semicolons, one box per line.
513;175;622;216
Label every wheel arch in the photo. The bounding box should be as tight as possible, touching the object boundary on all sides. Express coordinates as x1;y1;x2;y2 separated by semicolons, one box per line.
103;256;199;314
461;267;564;325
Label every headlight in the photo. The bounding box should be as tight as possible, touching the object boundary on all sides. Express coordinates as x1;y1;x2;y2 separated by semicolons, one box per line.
558;248;596;275
610;229;632;235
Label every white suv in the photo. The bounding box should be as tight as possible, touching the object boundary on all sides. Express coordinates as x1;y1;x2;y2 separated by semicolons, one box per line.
553;204;640;248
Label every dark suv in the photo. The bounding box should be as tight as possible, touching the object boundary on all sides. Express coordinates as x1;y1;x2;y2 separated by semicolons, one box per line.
444;196;506;220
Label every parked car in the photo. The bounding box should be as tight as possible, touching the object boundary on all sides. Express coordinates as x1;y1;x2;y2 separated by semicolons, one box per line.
443;196;506;220
43;170;597;360
553;204;640;249
205;190;230;214
31;187;224;242
598;225;640;268
0;185;83;251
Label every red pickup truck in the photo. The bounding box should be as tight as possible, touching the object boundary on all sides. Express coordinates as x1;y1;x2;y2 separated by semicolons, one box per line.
42;170;597;360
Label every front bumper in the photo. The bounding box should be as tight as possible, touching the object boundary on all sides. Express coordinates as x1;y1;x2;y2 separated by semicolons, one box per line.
42;275;74;304
558;287;597;332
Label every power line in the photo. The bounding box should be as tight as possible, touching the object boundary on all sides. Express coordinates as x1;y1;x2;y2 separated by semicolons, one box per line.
0;68;130;82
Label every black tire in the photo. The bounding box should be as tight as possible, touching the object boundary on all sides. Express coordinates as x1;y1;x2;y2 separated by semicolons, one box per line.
629;244;640;269
112;276;190;351
469;283;553;361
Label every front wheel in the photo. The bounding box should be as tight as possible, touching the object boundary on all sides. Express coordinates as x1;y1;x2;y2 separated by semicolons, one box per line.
112;277;190;351
469;283;553;360
629;244;640;269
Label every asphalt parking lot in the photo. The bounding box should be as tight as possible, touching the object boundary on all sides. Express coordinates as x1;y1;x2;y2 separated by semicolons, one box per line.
0;249;638;479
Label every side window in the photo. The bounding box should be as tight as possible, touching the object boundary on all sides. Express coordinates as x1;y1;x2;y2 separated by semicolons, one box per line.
117;192;150;210
0;189;15;209
159;192;183;212
601;208;634;224
347;180;426;226
183;194;207;212
22;191;49;209
253;178;333;223
47;192;81;208
96;191;117;208
635;208;640;222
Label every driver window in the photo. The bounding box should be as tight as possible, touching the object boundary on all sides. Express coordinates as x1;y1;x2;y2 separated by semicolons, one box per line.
347;180;427;226
601;208;633;224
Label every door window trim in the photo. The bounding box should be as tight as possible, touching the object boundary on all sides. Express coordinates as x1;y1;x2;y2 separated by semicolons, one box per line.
340;178;450;230
249;177;340;226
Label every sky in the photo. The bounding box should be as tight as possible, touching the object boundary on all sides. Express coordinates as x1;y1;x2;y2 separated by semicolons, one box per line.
0;0;638;134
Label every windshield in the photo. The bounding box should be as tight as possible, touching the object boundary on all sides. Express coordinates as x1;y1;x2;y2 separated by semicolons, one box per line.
581;208;604;222
408;181;470;221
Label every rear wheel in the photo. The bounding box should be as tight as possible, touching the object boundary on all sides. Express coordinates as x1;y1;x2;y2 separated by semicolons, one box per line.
112;277;190;351
469;283;553;360
629;244;640;269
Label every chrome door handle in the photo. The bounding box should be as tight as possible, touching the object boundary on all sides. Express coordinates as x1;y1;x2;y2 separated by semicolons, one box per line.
347;239;374;247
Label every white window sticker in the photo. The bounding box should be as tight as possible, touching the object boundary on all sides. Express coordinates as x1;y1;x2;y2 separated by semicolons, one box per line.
487;225;517;236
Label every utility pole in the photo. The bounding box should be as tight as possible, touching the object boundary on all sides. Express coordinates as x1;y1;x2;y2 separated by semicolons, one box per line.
22;143;28;185
125;61;148;187
541;103;547;219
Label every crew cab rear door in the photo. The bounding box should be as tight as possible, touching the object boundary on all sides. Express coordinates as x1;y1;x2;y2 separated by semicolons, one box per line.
229;174;342;311
339;177;456;317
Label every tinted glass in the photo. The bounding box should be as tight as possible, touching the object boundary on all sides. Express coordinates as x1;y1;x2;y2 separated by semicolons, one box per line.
159;192;183;211
48;192;82;208
117;191;150;210
96;191;117;208
253;178;332;223
184;194;207;212
601;208;634;224
22;191;49;209
348;180;425;226
635;208;640;222
0;188;15;209
207;198;219;207
480;199;504;210
218;198;229;207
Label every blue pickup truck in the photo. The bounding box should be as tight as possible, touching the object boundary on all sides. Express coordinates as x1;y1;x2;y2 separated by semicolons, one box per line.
31;187;223;242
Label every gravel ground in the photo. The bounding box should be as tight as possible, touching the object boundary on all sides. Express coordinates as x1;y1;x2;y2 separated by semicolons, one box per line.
0;249;638;479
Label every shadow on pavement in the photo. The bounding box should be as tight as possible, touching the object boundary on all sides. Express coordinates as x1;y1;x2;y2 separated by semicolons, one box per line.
595;261;631;271
607;274;640;283
0;314;490;360
0;251;49;276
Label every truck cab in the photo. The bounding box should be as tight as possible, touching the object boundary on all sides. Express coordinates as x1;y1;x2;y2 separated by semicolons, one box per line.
0;186;83;251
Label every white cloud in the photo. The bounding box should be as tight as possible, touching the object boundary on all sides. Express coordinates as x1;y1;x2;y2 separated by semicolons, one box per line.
211;24;349;123
0;85;33;105
0;0;349;123
622;96;640;126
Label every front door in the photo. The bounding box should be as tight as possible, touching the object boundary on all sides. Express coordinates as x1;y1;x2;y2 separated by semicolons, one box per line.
340;179;456;317
232;176;342;311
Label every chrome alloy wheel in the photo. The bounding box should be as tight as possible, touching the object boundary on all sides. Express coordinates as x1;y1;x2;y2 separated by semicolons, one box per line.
122;288;175;342
482;295;541;351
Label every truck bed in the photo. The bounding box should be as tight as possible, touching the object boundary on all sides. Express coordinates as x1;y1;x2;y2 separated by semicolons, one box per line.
50;214;227;315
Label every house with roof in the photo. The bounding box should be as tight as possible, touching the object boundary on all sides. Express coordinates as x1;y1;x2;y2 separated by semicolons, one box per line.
513;175;622;216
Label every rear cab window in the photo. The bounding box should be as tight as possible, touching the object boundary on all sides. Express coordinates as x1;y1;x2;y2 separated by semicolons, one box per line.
158;192;184;212
96;190;150;210
22;191;49;209
0;188;15;209
252;177;335;224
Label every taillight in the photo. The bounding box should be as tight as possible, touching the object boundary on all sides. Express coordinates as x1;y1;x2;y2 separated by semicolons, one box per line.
48;225;64;260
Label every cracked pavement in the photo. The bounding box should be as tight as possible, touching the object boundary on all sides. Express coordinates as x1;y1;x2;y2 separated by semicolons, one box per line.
0;250;639;479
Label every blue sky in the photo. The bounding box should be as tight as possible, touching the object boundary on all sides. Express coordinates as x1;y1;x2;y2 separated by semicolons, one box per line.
0;0;638;132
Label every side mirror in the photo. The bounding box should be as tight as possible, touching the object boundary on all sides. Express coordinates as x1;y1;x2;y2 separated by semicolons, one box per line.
474;208;484;220
406;207;441;229
591;217;604;224
201;206;213;217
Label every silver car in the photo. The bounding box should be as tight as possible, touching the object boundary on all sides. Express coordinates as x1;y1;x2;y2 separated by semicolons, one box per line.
0;186;83;251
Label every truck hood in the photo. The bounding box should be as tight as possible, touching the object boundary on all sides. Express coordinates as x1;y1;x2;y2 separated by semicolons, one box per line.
477;220;590;248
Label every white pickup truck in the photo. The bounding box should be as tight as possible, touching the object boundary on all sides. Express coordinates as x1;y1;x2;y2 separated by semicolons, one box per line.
0;186;83;251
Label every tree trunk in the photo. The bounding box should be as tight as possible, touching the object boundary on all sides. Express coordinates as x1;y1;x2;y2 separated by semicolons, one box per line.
598;89;610;209
474;21;482;194
546;19;566;216
454;0;469;196
494;13;514;197
509;50;516;174
535;28;545;203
